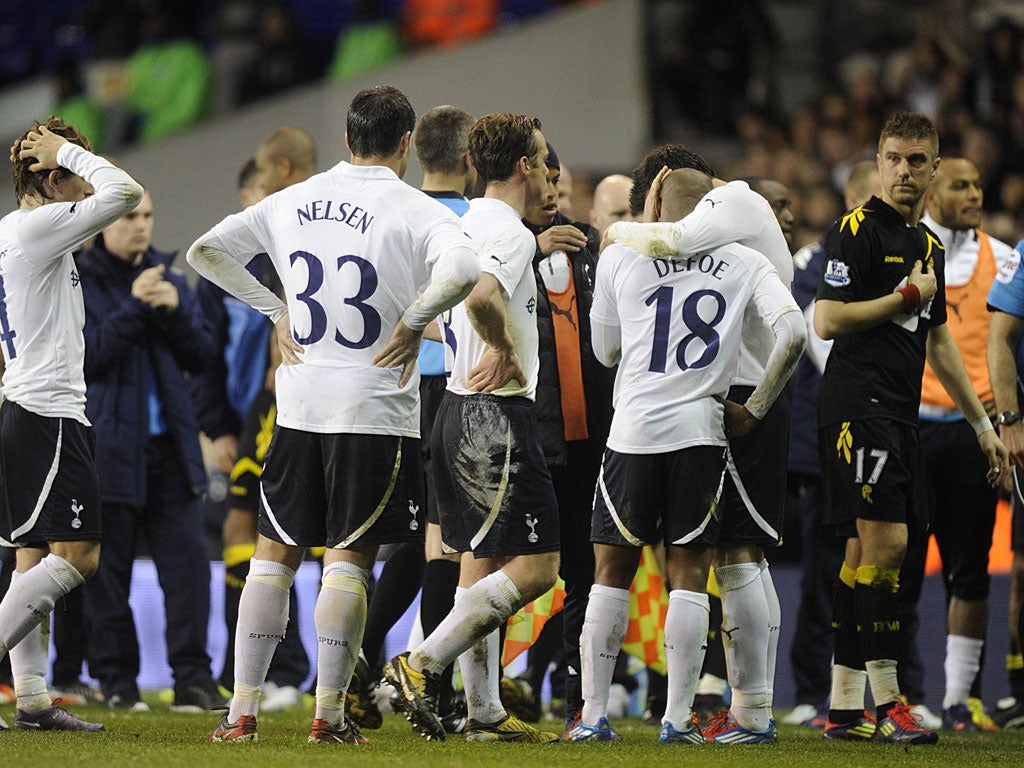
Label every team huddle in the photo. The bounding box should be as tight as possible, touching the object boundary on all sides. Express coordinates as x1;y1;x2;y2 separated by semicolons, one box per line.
0;84;1019;748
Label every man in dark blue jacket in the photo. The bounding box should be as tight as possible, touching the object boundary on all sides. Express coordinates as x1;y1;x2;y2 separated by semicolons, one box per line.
76;190;226;712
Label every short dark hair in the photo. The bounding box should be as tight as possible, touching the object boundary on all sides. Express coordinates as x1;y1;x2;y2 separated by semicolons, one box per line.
346;85;416;159
879;110;939;154
629;144;715;216
414;105;475;174
10;115;92;202
236;157;258;192
468;113;542;185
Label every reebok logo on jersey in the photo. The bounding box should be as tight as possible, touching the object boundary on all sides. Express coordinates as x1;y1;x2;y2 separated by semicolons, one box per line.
823;259;851;288
71;499;83;529
69;202;77;214
70;269;80;287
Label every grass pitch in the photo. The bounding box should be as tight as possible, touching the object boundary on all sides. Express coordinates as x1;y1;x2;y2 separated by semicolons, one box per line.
3;703;1022;768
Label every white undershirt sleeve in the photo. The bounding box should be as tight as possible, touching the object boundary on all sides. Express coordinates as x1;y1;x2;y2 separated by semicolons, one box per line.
591;318;621;367
744;271;806;420
401;242;479;330
16;143;143;265
186;238;287;324
607;181;768;257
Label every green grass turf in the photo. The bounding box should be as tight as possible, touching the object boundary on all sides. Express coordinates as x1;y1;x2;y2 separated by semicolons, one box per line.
3;704;1023;768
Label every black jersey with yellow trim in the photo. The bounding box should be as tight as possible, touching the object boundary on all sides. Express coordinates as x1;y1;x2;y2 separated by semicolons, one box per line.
816;195;947;428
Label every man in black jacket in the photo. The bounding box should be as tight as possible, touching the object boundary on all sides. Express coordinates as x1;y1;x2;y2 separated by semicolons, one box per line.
76;191;226;712
507;143;615;733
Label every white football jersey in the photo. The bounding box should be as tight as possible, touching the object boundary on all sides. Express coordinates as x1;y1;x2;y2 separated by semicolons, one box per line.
198;161;470;435
610;180;795;387
0;143;142;423
592;241;795;453
443;198;539;399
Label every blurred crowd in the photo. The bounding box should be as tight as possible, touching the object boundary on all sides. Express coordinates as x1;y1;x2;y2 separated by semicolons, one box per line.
0;0;584;152
646;0;1024;254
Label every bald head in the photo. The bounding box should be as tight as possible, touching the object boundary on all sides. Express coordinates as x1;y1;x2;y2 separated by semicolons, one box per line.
845;160;881;211
659;169;713;222
590;174;633;239
255;126;318;195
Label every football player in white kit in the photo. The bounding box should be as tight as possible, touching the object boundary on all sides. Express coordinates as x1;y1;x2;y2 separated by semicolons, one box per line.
569;169;804;744
384;113;562;744
188;85;480;745
608;157;797;739
0;117;143;731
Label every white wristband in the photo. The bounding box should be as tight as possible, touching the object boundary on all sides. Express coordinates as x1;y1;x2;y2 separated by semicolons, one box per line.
973;416;995;436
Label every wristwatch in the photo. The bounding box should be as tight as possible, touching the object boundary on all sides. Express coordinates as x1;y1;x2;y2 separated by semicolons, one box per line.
998;410;1022;426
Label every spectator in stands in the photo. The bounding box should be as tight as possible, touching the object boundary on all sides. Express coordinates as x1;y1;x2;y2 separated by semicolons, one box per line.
402;0;498;50
328;0;403;82
235;2;324;107
122;6;212;143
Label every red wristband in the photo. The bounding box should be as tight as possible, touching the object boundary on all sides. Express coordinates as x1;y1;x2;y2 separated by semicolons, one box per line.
899;283;921;314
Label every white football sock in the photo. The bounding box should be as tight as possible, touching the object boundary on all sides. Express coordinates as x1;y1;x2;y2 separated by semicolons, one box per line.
829;664;867;712
314;561;369;726
451;586;503;723
8;572;52;713
717;562;770;731
943;634;983;710
229;558;294;721
412;570;522;675
459;626;504;723
0;555;81;659
865;658;900;710
663;589;710;728
759;559;781;709
580;584;630;726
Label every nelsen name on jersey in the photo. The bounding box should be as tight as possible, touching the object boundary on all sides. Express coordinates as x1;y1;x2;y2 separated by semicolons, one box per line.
196;161;470;436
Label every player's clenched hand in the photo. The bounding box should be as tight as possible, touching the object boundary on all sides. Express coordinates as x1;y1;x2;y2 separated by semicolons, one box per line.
275;312;304;365
537;225;588;256
717;396;760;439
19;126;68;172
466;347;525;393
373;320;424;387
908;260;937;304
